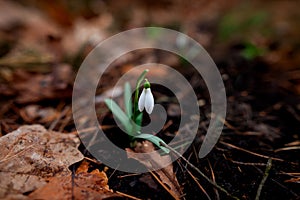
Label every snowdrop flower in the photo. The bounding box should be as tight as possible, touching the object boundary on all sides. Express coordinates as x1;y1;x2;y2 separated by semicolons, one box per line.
138;80;154;114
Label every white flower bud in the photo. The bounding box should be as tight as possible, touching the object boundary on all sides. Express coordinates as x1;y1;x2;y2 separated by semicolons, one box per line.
138;88;154;114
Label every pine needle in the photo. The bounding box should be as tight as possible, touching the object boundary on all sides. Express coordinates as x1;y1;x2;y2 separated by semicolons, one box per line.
160;142;240;200
255;159;272;200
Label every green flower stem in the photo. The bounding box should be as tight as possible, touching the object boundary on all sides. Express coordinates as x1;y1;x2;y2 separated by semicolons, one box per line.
132;69;149;134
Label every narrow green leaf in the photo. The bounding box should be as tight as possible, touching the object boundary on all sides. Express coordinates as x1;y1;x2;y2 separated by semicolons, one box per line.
132;112;143;134
132;69;148;132
135;69;149;89
135;69;149;102
134;133;170;154
136;112;143;126
124;82;132;118
160;141;191;156
104;99;133;135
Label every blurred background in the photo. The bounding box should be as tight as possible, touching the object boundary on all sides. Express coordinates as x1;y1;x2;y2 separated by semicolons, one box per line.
1;0;299;132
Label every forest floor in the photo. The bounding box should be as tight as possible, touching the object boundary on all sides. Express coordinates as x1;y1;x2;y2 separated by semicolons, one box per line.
0;1;299;199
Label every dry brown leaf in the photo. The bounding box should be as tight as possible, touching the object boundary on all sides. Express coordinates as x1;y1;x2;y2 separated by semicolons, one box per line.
0;125;84;199
126;140;182;199
29;169;119;200
76;159;91;174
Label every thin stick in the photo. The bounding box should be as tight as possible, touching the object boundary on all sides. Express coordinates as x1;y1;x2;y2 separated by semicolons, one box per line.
274;146;300;152
83;157;102;165
255;159;272;200
230;160;267;166
186;168;211;200
115;191;142;200
49;106;70;131
58;109;72;132
223;155;267;166
160;142;240;200
108;164;119;180
220;141;284;162
208;160;220;200
117;173;140;178
254;166;299;198
149;170;180;200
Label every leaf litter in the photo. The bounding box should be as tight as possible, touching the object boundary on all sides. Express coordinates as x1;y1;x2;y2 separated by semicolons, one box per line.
0;0;300;199
0;125;83;199
29;160;120;200
126;140;182;199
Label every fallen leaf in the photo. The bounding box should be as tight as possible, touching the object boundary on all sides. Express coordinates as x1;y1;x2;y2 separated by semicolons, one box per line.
126;140;182;199
0;125;84;199
29;169;119;200
76;159;91;174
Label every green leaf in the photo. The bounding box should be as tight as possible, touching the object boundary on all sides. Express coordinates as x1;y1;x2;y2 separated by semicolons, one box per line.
124;82;132;118
135;112;143;129
134;133;170;154
104;99;133;135
132;69;148;130
135;69;149;100
160;141;191;156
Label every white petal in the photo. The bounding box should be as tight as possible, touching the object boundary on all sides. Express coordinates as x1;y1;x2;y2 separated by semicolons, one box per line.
145;88;154;114
138;88;146;112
